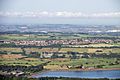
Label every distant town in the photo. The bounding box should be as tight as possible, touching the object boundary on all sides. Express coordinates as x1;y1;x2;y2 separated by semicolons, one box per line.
0;38;119;46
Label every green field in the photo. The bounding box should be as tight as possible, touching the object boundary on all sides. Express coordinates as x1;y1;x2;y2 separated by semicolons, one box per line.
0;34;50;40
0;33;119;40
45;58;120;70
0;55;119;70
0;58;47;66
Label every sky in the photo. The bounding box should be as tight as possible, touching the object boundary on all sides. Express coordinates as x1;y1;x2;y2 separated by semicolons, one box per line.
0;0;120;25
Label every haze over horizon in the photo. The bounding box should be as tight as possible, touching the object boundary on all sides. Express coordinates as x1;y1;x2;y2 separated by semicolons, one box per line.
0;0;120;25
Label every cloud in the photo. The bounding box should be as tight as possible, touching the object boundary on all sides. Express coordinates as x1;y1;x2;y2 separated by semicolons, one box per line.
0;11;120;18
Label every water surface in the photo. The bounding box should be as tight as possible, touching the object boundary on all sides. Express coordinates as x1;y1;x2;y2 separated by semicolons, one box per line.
32;70;120;79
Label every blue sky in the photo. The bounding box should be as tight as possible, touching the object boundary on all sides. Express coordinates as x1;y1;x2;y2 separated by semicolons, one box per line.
0;0;120;24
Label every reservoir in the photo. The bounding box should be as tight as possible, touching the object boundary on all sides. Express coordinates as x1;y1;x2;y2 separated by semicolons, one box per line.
32;70;120;79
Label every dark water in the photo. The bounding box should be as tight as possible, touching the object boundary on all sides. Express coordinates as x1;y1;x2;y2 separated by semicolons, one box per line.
32;70;120;79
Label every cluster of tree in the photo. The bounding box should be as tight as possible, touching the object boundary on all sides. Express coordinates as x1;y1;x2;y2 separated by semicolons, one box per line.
0;65;43;73
0;43;17;47
0;51;7;54
91;53;120;58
